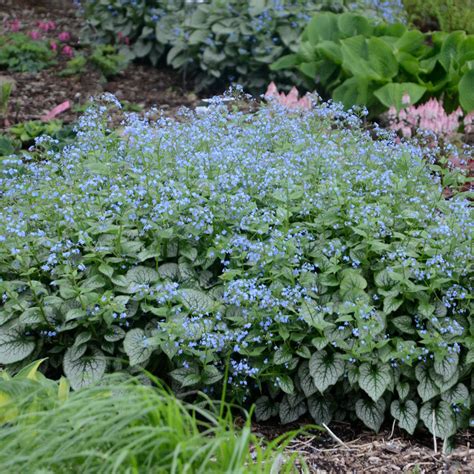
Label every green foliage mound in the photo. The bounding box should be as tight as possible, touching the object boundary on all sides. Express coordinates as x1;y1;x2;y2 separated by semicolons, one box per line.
0;97;472;440
0;33;56;73
271;12;474;112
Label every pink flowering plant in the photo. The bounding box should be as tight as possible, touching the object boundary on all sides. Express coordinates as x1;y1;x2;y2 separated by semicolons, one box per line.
388;96;474;139
265;82;312;111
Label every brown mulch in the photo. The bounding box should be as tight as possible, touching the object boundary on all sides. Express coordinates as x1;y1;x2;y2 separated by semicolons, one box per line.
251;420;473;473
0;0;198;130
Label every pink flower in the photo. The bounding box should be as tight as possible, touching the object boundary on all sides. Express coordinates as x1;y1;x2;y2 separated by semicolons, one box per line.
61;45;74;58
402;92;411;105
58;31;71;42
50;41;58;52
264;82;312;111
29;30;41;40
464;112;474;134
37;21;56;32
9;19;21;32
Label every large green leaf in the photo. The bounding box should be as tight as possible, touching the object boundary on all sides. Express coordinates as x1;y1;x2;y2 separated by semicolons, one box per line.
179;288;214;313
298;360;318;397
355;398;385;432
420;401;456;440
309;350;344;392
433;353;459;381
255;395;278;422
279;394;306;424
270;53;299;71
439;31;466;72
415;364;440;402
390;400;418;435
0;326;35;364
307;394;332;424
374;82;426;111
333;77;370;109
123;328;153;366
125;265;159;292
63;347;106;390
307;13;339;45
459;69;474;112
337;13;372;38
359;363;392;402
367;38;398;80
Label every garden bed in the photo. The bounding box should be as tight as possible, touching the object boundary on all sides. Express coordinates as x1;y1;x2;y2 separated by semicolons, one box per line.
0;0;197;129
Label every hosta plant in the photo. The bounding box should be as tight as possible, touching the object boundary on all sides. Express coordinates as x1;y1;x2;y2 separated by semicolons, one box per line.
0;96;472;441
271;12;474;113
78;0;405;92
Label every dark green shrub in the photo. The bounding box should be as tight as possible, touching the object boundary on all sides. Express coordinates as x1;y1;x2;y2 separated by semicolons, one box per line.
0;98;472;440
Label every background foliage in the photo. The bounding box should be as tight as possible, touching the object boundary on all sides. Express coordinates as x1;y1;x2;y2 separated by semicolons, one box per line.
78;0;407;92
271;12;474;113
0;98;472;439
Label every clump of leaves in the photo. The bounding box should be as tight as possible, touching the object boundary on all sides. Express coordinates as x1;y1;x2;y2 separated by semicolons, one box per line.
0;33;55;73
8;120;64;146
59;45;128;80
0;97;472;443
78;0;405;93
0;370;302;473
271;12;474;113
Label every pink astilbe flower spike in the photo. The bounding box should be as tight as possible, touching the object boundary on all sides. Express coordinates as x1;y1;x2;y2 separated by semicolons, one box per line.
264;82;312;110
388;97;466;139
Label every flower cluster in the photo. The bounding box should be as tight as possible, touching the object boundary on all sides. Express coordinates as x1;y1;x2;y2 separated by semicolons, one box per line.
0;96;471;436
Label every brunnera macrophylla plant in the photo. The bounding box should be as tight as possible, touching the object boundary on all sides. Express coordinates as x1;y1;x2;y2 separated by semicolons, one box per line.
0;95;472;440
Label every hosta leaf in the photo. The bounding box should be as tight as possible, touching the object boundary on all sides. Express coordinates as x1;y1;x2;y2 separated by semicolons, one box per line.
123;328;153;366
308;394;332;424
255;396;278;422
279;394;306;424
459;69;474;112
63;347;106;390
0;326;35;364
441;383;469;404
420;401;456;440
179;289;214;313
298;360;318;397
355;398;385;432
309;350;344;392
434;353;458;381
390;400;418;435
415;364;440;401
359;363;392;402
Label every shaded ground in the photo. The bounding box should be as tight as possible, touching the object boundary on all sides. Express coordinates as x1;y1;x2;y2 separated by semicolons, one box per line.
252;420;473;473
0;0;198;129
